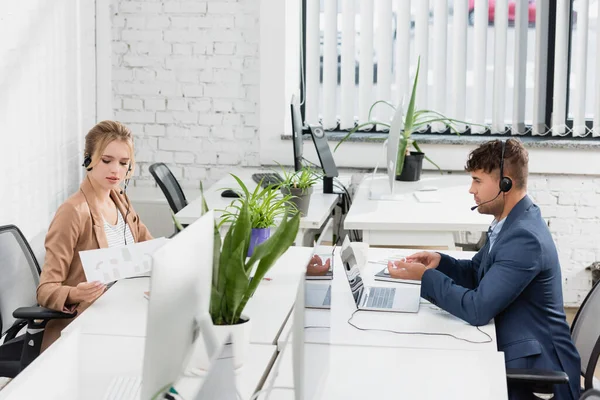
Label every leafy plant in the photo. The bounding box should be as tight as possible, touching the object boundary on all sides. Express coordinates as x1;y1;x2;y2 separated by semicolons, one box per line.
219;174;296;229
334;56;485;176
181;182;300;326
277;163;322;192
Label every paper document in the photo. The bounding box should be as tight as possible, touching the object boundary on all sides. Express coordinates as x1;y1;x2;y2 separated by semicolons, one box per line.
79;238;168;284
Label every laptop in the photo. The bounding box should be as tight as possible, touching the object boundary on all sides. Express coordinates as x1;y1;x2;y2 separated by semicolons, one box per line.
305;281;332;309
340;236;420;313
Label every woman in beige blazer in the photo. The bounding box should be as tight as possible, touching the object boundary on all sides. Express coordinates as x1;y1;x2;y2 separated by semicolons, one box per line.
37;121;153;351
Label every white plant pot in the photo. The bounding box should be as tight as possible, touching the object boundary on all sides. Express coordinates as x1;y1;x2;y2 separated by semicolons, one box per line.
189;316;252;371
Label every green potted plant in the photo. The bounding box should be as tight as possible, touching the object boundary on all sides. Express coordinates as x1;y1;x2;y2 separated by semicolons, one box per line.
277;163;322;217
335;56;481;182
180;182;300;369
220;174;296;257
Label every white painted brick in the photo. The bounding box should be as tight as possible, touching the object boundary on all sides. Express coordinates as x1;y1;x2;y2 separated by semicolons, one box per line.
167;125;210;137
235;15;256;29
579;192;600;206
135;148;154;162
196;152;217;165
155;151;174;163
163;2;208;14
175;152;195;164
113;68;134;81
198;114;223;126
245;85;259;100
233;99;255;112
176;70;198;83
116;83;161;96
122;30;163;42
166;98;188;111
214;99;233;112
214;43;236;55
156;69;176;81
126;124;144;135
134;68;156;81
579;221;600;235
136;137;159;150
235;127;256;139
189;99;213;113
171;111;198;123
166;56;207;70
182;85;204;97
158;83;183;97
236;42;258;56
173;43;193;56
159;138;203;152
164;30;203;43
193;42;213;55
548;176;594;192
576;207;598;219
119;2;162;14
530;190;557;205
125;16;145;29
558;192;578;206
198;69;214;82
144;98;166;110
123;55;163;68
123;98;143;110
184;166;208;179
114;97;122;111
113;41;129;54
208;2;239;14
115;111;155;123
204;84;243;99
113;15;126;28
205;55;235;68
241;152;260;167
242;113;258;127
213;68;241;83
217;152;241;165
242;71;259;85
156;112;174;124
144;124;166;136
212;126;234;139
222;114;241;126
146;16;171;29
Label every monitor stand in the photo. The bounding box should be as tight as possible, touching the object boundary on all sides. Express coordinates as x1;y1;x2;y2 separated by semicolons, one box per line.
367;140;404;201
323;177;333;194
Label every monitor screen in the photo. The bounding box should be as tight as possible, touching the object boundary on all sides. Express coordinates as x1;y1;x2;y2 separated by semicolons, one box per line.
290;94;304;172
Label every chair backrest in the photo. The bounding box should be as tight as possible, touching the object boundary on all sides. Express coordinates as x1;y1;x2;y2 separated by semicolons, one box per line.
571;279;600;382
0;225;41;335
148;162;188;214
581;389;600;400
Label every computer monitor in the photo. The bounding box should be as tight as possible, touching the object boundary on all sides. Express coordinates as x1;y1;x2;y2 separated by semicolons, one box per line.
291;94;304;172
141;210;215;400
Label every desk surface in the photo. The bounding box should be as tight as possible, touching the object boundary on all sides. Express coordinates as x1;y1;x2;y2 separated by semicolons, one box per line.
63;246;314;346
278;247;497;352
0;332;277;400
266;343;508;400
345;173;493;231
175;170;340;229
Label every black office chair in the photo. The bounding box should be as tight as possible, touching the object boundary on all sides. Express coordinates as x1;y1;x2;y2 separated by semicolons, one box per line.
582;389;600;400
0;225;75;378
148;163;189;233
506;278;600;398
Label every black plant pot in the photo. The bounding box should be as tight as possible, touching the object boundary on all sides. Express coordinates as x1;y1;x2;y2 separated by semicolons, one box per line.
396;152;425;182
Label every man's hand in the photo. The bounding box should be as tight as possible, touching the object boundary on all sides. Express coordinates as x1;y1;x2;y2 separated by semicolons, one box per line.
306;255;331;276
406;251;441;270
68;281;106;304
387;260;428;281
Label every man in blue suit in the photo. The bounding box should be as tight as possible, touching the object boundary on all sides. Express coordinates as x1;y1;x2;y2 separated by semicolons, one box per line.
389;139;580;400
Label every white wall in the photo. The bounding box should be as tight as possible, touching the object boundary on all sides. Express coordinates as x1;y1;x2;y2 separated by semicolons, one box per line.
0;1;96;247
111;0;261;189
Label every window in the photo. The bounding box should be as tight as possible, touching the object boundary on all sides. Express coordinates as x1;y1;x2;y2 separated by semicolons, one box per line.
303;0;598;138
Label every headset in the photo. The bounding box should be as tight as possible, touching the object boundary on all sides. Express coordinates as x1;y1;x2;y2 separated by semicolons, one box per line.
82;153;133;245
470;140;513;211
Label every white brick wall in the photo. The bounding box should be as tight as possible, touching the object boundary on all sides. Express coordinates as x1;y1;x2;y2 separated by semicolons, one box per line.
111;0;260;189
0;1;94;246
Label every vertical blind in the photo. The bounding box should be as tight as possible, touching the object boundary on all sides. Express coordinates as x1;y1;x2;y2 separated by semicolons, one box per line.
304;0;600;138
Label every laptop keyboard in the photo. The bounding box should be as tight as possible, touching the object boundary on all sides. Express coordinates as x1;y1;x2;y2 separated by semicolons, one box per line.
323;285;332;306
252;172;284;188
366;287;396;309
103;376;141;400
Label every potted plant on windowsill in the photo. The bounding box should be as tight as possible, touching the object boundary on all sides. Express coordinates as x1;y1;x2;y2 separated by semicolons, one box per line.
220;174;296;257
277;164;322;217
187;181;300;370
335;56;484;182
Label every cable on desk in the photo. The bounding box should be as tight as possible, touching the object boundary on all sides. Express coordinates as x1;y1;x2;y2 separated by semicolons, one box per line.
304;325;331;329
347;309;493;344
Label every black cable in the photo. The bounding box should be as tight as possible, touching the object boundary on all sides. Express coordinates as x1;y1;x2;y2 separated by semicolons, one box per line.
305;325;331;329
347;309;493;344
123;178;131;245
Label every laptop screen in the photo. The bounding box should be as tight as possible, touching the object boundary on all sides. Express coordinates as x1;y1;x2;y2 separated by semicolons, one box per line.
341;242;364;306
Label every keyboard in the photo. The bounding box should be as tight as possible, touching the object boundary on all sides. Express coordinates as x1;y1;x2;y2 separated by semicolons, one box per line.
251;172;284;188
366;287;396;309
103;376;141;400
323;285;332;306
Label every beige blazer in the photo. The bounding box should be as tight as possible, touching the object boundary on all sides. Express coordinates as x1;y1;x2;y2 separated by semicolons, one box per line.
36;176;152;351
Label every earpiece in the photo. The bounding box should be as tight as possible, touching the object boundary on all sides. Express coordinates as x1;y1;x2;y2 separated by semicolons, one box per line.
82;154;92;171
499;140;513;193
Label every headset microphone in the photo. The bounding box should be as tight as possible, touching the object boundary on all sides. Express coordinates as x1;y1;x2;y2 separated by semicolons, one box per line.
471;191;502;211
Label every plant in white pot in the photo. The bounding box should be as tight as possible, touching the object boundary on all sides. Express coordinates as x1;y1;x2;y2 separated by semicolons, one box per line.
220;174;296;257
190;182;300;369
335;56;484;181
277;164;322;217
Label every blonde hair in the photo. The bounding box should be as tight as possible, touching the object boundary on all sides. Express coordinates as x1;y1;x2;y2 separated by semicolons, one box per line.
84;121;135;178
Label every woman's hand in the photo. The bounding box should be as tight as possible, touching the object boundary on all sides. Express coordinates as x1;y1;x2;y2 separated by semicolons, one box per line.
68;281;106;304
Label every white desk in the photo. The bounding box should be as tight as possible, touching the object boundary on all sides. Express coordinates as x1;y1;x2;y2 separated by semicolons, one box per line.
278;247;497;352
175;170;341;246
63;246;314;346
265;343;508;400
0;332;277;400
344;173;493;249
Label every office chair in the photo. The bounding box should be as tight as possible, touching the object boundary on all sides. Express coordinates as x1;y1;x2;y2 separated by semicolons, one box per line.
582;389;600;400
0;225;75;378
149;162;189;233
506;278;600;398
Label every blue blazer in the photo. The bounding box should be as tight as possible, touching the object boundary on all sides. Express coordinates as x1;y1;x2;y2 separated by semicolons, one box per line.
421;195;580;400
